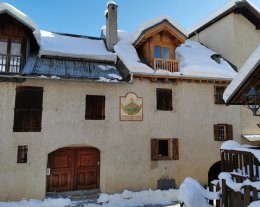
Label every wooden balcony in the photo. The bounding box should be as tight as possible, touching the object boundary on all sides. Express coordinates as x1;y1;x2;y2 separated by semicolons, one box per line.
153;58;179;73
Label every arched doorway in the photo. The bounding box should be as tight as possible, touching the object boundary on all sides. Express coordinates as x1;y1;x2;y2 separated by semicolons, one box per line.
208;161;221;186
47;147;100;192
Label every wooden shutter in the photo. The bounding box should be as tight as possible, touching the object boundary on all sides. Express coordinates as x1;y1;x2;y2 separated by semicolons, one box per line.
214;125;219;141
172;138;179;160
227;125;233;140
151;139;158;161
85;95;105;120
156;88;172;111
13;86;43;132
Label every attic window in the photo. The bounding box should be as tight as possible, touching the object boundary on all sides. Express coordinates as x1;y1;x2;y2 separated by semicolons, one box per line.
211;54;222;64
0;38;23;73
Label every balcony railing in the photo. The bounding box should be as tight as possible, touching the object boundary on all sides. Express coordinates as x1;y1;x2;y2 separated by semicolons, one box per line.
0;54;23;73
154;58;179;73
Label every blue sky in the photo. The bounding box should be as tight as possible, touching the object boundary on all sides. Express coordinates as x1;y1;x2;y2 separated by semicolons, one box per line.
3;0;260;37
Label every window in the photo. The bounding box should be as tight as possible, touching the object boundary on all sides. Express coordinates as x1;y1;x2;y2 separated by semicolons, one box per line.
154;46;170;60
17;146;28;163
0;38;22;73
214;124;233;141
214;86;226;104
151;138;179;161
13;86;43;132
156;88;173;111
85;95;105;120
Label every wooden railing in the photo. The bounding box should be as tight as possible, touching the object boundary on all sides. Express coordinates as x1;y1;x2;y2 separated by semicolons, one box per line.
0;54;22;73
153;58;179;72
221;149;260;180
221;149;260;206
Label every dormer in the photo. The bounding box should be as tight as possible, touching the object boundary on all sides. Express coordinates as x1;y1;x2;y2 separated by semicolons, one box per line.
0;3;39;74
132;17;187;73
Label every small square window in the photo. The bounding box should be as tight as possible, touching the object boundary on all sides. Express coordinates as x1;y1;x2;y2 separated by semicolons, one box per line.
151;138;179;161
156;88;173;111
214;86;226;104
85;95;105;120
214;124;233;141
17;146;28;163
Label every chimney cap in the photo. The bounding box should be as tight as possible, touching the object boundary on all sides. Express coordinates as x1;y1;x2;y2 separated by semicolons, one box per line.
107;1;117;7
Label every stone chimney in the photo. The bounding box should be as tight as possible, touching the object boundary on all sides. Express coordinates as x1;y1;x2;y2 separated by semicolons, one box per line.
105;1;118;51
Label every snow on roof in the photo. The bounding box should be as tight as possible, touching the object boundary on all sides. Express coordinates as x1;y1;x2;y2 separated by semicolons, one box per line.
0;2;41;45
131;16;188;44
107;1;117;7
115;31;236;79
39;30;117;62
221;140;260;162
223;45;260;103
189;0;260;35
176;40;237;79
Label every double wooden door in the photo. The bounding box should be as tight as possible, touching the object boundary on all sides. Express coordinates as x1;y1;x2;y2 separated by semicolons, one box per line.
47;147;100;192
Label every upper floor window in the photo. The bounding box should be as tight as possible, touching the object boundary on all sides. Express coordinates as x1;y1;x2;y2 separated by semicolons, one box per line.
0;37;22;73
156;88;173;111
214;86;226;104
85;95;105;120
154;46;170;60
213;124;233;141
13;86;43;132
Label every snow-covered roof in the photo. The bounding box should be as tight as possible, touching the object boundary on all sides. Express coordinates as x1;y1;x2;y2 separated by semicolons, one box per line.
131;16;188;44
0;2;41;45
189;0;260;35
39;31;117;62
223;45;260;103
115;30;236;79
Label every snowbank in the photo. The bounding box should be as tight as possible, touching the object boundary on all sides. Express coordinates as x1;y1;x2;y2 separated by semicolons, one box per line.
178;177;219;207
0;198;71;207
249;200;260;207
96;189;178;207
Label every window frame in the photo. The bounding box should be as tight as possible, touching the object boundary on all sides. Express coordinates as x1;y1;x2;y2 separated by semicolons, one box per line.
0;37;23;73
214;85;226;105
153;45;171;60
85;95;105;120
156;88;173;111
17;145;28;163
13;86;43;132
151;138;179;161
214;124;233;141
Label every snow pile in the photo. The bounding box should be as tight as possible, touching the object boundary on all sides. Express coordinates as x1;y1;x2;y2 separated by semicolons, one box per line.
39;31;117;62
131;16;187;44
178;177;219;207
96;189;178;207
0;198;71;207
114;31;155;74
219;172;260;191
0;3;41;45
221;140;260;162
176;40;236;79
223;45;260;103
249;200;260;207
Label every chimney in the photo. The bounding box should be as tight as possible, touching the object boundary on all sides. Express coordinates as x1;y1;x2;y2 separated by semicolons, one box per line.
105;1;118;51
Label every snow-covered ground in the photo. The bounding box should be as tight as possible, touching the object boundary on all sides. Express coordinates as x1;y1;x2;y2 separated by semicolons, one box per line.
0;177;219;207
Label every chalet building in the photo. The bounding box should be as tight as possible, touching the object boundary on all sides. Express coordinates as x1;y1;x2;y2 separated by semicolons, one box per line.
0;0;257;201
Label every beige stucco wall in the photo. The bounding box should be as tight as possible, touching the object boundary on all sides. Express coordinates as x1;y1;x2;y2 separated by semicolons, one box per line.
190;13;260;69
0;78;241;201
190;12;260;142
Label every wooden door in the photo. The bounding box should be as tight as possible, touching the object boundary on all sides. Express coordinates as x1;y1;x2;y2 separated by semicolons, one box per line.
75;148;100;190
47;147;100;192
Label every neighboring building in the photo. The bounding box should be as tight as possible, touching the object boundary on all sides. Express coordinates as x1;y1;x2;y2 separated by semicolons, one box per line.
189;0;260;138
0;1;251;201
